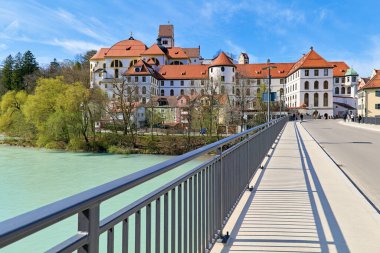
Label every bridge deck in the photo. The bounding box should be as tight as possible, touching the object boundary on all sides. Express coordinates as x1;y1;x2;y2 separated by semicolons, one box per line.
212;121;380;253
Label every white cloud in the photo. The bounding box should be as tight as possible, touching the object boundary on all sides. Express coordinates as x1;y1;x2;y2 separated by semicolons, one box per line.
0;43;7;50
48;39;105;54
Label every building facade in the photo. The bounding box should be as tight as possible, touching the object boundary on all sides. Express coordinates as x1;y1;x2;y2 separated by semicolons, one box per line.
358;70;380;117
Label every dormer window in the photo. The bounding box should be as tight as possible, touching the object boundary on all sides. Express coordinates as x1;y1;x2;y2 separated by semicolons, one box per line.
163;40;168;45
135;67;140;72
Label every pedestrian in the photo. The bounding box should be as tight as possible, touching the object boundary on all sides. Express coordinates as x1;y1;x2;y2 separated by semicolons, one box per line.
351;114;354;122
300;114;304;121
358;115;362;123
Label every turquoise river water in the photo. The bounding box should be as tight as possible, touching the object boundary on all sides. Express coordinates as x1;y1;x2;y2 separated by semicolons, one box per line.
0;145;206;252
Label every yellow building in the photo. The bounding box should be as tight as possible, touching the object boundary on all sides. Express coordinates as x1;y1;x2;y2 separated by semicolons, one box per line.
358;70;380;117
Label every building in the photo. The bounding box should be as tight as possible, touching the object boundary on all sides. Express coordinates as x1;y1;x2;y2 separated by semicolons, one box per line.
90;24;357;125
358;70;380;117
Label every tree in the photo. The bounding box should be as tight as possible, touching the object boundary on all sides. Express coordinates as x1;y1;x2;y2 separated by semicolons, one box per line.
22;51;39;76
0;90;35;138
11;53;24;90
1;55;14;91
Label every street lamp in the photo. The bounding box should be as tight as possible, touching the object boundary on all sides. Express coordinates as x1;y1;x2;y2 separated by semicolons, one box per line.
262;59;277;122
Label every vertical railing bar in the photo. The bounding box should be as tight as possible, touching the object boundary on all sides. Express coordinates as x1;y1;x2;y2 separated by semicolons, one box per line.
122;218;128;253
146;204;151;253
135;210;141;253
78;205;100;253
156;198;160;253
189;177;193;253
164;193;169;253
198;171;202;253
193;174;197;253
107;227;114;253
171;188;176;253
184;180;188;253
178;184;182;253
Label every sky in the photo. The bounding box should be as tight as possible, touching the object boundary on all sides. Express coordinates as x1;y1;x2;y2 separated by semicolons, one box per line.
0;0;379;76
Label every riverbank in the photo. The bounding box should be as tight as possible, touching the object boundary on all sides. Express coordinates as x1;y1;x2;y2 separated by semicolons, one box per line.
0;134;220;155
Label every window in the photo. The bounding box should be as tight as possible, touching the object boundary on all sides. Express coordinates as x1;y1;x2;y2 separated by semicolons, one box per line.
314;69;319;76
221;86;225;94
221;76;225;82
323;81;328;89
114;69;119;78
111;60;123;68
305;70;309;76
201;80;204;86
210;68;213;73
246;88;250;96
129;59;138;67
304;93;309;107
142;77;146;82
376;104;380;109
376;91;380;97
170;81;174;86
103;63;106;69
221;66;225;72
161;81;164;86
161;90;165;96
280;79;284;84
323;93;328;106
232;76;235;82
342;77;345;83
135;77;138;82
191;80;194;86
181;80;184;86
314;81;319;89
142;98;146;104
142;86;146;94
201;89;205;95
163;40;168;45
135;87;139;95
335;87;339;94
341;87;345;94
314;93;319;107
335;77;339;83
148;57;160;65
257;88;261;94
180;89;184;95
324;69;328;76
98;72;102;77
280;88;284;96
191;89;195;95
347;76;350;82
305;81;309;90
236;88;240;96
170;89;174;96
348;87;351;94
105;84;108;88
352;76;357;82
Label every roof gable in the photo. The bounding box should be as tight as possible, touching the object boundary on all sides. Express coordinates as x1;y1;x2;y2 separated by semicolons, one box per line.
159;25;174;37
141;44;166;55
210;52;235;67
288;48;332;74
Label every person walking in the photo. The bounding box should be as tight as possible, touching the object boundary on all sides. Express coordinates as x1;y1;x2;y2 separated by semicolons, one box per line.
300;114;304;122
359;115;362;123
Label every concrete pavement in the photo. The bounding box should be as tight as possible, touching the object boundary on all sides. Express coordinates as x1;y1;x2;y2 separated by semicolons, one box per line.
211;121;380;253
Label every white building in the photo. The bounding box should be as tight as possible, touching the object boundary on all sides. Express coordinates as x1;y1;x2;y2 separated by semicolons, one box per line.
90;25;357;121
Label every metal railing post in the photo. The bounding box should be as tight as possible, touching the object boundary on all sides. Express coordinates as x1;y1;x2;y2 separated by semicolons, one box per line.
78;205;100;253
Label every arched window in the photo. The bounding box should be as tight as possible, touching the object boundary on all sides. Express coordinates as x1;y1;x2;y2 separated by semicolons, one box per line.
142;86;146;95
191;89;195;95
314;93;319;107
335;87;339;94
280;88;284;96
201;89;205;95
129;59;138;67
161;90;165;96
180;89;184;95
314;81;319;89
221;86;225;94
148;57;160;65
135;87;139;95
246;88;251;96
348;87;351;94
323;93;328;106
170;61;184;65
170;89;174;96
323;81;328;89
142;97;146;104
221;66;225;72
236;88;240;96
304;93;309;107
111;60;123;68
341;87;345;94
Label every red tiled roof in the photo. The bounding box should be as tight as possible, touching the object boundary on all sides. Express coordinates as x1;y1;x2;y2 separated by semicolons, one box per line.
362;70;380;89
210;52;235;67
124;60;153;76
358;78;370;90
288;48;333;75
141;44;166;55
167;47;189;59
159;25;174;37
330;61;349;77
158;65;209;80
90;48;109;60
105;38;147;57
236;63;293;78
146;58;157;65
182;48;200;58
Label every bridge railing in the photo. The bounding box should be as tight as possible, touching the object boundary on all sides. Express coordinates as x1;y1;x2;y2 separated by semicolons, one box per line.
0;117;287;253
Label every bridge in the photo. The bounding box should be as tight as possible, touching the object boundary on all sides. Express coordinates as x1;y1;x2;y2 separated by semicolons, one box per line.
1;117;380;252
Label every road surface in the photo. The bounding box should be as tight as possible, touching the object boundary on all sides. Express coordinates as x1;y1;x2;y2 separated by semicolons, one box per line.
301;119;380;210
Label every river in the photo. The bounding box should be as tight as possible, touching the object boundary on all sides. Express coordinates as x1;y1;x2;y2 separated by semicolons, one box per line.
0;145;205;252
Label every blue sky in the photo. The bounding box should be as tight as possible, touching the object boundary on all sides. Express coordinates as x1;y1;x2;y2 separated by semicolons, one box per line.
0;0;379;76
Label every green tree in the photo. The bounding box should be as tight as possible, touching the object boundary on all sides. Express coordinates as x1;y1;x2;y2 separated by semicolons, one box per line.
1;55;14;91
12;52;24;90
22;50;39;76
0;90;35;138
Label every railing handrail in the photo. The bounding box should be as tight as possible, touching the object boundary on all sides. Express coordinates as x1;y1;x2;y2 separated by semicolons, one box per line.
0;117;285;248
